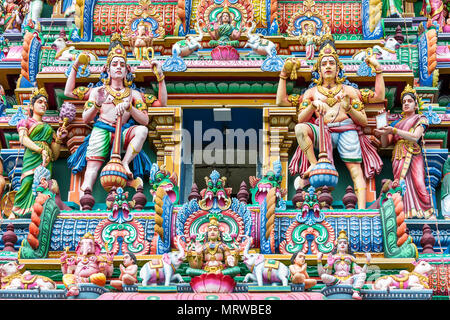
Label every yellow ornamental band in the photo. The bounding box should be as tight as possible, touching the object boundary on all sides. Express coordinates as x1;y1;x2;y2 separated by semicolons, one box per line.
72;86;89;100
287;94;301;108
144;94;157;107
84;100;100;112
360;88;374;104
134;99;147;111
350;99;364;112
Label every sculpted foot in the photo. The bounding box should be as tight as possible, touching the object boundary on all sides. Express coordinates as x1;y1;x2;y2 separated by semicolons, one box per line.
122;162;134;179
301;164;316;179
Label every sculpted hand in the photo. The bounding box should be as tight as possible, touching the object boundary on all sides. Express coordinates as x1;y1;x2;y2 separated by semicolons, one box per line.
365;54;381;72
96;87;107;106
317;252;323;262
56;127;68;140
115;101;130;116
365;252;372;264
312;100;328;115
227;256;235;267
149;59;163;78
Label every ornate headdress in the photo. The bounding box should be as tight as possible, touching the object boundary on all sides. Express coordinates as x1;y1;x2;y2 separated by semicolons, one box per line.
106;33;127;66
218;5;233;21
208;215;219;227
30;87;48;101
400;84;419;104
313;42;344;73
336;230;348;242
82;232;95;240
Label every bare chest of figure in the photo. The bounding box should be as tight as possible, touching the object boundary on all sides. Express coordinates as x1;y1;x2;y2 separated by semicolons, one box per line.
315;88;349;124
98;96;131;125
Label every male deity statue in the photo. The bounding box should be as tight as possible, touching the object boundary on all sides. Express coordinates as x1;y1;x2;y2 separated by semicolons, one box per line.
277;41;384;209
64;33;167;198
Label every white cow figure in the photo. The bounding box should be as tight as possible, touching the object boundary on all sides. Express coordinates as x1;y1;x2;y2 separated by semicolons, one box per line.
0;261;56;290
352;36;400;61
244;22;277;57
51;37;98;62
172;22;204;58
373;260;434;290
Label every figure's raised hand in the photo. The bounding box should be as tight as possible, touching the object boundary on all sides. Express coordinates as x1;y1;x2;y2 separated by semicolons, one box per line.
317;252;323;262
365;252;372;264
365;53;381;72
96;87;107;107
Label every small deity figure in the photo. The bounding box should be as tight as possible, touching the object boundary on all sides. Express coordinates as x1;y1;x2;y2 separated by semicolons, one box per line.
289;251;317;290
129;20;154;61
298;23;332;60
421;0;448;29
317;230;371;300
11;88;67;218
374;85;434;219
186;215;240;277
64;33;167;198
110;252;138;291
0;0;23;32
208;5;242;47
277;41;384;209
60;233;114;296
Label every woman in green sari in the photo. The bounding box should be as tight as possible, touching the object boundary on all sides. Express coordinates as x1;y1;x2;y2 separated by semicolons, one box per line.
11;88;67;218
208;8;241;47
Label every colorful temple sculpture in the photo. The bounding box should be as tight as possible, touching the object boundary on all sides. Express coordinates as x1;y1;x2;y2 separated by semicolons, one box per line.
0;0;448;301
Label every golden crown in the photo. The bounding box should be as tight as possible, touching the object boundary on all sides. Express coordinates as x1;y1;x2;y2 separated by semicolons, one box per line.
218;5;232;19
208;216;219;227
336;230;348;242
82;232;95;240
313;43;343;72
30;87;48;101
400;84;418;102
107;34;127;66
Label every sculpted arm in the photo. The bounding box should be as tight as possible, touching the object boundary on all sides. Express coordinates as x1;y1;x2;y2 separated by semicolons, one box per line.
82;88;101;124
130;90;149;126
345;87;368;127
63;58;91;100
18;127;43;154
298;89;317;123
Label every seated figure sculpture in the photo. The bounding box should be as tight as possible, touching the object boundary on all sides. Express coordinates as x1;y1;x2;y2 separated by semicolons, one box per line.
208;5;241;48
277;41;384;209
64;33;167;198
186;215;240;277
317;230;371;300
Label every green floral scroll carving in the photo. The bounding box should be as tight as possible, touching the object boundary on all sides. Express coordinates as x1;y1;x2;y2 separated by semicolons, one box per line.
380;198;418;259
19;198;60;259
285;223;333;254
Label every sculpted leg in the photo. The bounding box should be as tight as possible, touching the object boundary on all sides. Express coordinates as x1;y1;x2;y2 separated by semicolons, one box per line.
345;162;366;209
295;123;317;178
80;161;103;197
122;126;148;178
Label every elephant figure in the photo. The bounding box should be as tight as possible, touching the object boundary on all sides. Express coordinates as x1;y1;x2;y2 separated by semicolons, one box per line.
242;236;290;286
60;233;114;297
140;236;185;286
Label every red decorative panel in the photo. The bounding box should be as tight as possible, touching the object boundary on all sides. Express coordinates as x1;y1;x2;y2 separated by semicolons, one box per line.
93;4;177;36
429;264;450;296
278;2;362;35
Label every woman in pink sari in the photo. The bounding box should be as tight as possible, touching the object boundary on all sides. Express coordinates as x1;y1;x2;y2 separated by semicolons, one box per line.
375;85;434;219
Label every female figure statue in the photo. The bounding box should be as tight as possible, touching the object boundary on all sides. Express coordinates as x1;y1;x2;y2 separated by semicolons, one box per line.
208;6;241;48
11;88;67;218
317;230;371;300
374;84;434;219
0;0;23;32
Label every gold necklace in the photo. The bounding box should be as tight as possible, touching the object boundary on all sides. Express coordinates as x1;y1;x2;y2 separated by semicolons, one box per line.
105;85;131;105
317;84;342;108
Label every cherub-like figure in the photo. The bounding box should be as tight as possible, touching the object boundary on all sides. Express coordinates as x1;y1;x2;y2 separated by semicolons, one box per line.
289;251;317;290
110;252;138;291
